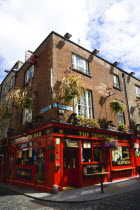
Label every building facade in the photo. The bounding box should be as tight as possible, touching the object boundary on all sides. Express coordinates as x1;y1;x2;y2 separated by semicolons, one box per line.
0;31;140;191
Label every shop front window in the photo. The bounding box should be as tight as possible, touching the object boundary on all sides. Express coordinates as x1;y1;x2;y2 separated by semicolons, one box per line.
82;142;92;162
94;144;102;162
64;150;71;168
112;146;131;166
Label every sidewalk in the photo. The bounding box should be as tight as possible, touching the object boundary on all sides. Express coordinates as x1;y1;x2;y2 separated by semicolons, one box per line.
0;176;140;203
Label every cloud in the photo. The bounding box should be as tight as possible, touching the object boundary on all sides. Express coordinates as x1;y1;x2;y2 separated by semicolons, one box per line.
0;0;90;83
87;0;140;77
0;0;140;83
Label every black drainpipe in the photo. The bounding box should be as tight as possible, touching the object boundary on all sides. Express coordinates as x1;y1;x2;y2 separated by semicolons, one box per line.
122;73;131;128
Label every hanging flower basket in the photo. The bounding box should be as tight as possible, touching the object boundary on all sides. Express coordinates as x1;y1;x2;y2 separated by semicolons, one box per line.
118;124;128;133
56;75;86;105
110;100;125;115
104;137;119;150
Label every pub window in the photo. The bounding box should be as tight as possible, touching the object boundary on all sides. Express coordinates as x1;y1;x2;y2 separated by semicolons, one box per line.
29;148;36;165
72;53;89;75
82;142;92;162
112;146;131;166
36;148;45;184
22;149;29;165
25;65;34;84
16;150;22;165
94;143;103;162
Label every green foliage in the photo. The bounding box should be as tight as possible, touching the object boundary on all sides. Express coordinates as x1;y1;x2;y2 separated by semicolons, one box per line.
105;137;119;150
75;116;100;128
118;124;128;133
57;75;86;105
110;100;125;115
0;104;11;122
6;88;33;110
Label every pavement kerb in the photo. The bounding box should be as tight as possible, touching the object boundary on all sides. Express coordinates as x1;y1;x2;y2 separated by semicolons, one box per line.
0;177;140;204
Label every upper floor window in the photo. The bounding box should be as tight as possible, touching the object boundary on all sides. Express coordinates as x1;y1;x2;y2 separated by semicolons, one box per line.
22;109;32;124
113;74;120;89
117;111;125;124
25;65;34;84
72;54;89;74
136;86;140;98
9;76;15;90
74;90;93;118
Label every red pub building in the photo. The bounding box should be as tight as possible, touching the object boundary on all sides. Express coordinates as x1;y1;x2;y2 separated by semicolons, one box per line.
0;31;140;193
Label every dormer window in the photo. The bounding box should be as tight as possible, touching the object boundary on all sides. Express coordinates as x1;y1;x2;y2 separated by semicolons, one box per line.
25;65;34;84
72;54;89;75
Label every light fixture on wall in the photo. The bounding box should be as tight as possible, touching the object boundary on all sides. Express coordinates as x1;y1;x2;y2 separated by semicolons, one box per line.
113;61;120;67
130;72;135;76
64;33;72;39
4;69;18;73
92;49;99;55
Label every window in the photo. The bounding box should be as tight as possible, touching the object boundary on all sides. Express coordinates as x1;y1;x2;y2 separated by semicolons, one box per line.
112;146;131;166
9;76;15;90
94;143;102;162
82;142;92;162
113;74;120;89
74;90;93;118
72;54;89;74
136;86;140;98
25;65;34;84
22;109;32;123
117;111;125;124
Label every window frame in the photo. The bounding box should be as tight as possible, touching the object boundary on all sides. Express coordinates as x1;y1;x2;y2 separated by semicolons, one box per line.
117;111;125;124
74;90;93;118
136;86;140;98
72;53;89;75
22;109;32;124
25;65;34;84
113;74;120;89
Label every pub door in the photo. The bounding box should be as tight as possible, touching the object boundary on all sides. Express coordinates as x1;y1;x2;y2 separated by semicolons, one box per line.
63;148;79;187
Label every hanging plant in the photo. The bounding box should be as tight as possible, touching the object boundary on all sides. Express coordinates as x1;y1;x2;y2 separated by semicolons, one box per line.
105;137;119;150
110;100;125;115
118;124;128;133
56;75;86;105
5;88;33;110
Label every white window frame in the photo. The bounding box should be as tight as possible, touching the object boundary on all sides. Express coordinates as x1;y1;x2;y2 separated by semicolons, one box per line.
136;86;140;98
9;76;15;90
117;111;125;124
74;90;93;118
113;74;120;89
25;65;34;84
22;109;32;124
72;54;89;74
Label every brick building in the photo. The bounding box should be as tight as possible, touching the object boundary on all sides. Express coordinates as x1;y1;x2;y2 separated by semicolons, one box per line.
0;31;140;192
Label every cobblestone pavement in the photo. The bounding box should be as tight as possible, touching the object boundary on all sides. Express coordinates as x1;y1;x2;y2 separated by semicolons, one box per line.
0;187;140;210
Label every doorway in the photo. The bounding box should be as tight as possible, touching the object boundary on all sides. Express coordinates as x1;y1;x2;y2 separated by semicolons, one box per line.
63;148;79;187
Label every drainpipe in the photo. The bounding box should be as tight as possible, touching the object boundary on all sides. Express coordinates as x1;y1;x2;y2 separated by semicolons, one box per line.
122;73;131;128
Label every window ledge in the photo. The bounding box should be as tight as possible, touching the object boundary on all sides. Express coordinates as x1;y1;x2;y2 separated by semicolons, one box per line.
72;68;92;78
113;86;122;91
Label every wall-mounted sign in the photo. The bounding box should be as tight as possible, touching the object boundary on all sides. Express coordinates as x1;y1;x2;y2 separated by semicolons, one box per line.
78;131;118;139
112;146;131;166
40;105;51;113
25;50;37;65
65;139;79;147
53;103;73;111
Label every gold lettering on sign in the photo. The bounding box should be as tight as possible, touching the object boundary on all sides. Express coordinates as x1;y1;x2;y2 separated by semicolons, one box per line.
78;131;118;139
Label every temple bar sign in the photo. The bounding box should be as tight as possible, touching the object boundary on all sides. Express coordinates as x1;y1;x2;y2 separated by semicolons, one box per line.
78;131;118;139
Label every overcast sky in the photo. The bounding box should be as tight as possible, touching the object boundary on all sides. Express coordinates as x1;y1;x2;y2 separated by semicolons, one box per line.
0;0;140;83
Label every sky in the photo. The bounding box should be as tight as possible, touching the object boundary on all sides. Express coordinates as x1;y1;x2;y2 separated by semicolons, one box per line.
0;0;140;83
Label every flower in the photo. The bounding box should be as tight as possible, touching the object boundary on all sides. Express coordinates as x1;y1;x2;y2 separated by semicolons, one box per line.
105;137;119;150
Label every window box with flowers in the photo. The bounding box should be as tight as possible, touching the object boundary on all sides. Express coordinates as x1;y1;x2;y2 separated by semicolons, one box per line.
75;116;100;128
118;124;129;133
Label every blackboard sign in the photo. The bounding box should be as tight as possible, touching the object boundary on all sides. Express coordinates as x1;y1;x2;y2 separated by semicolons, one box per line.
83;164;104;175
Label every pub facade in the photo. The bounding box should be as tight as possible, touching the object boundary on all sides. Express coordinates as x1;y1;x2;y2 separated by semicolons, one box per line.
6;121;137;193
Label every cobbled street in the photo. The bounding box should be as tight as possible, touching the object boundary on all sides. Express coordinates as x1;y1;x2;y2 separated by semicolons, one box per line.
0;187;140;210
